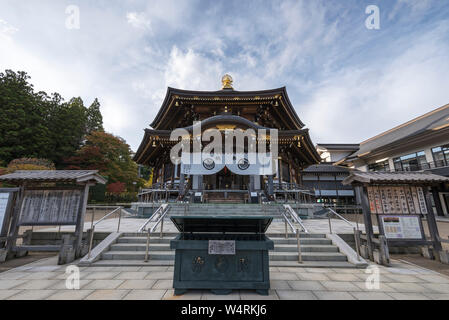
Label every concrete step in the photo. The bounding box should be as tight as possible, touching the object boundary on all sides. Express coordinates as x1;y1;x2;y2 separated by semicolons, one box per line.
89;259;356;268
101;251;175;260
122;232;178;237
271;238;332;245
91;260;174;267
269;261;356;268
273;245;339;253
118;237;174;244
117;236;331;245
110;243;338;253
110;243;170;251
267;233;327;239
102;250;346;262
269;251;347;262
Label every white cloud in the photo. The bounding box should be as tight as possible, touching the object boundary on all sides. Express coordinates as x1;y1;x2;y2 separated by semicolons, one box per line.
0;19;18;40
164;46;223;90
301;23;449;144
0;0;448;151
126;12;152;31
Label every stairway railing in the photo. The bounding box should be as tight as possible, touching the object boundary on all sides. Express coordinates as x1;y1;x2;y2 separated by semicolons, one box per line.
87;206;123;259
325;207;361;261
279;209;303;264
137;203;169;233
283;204;308;233
140;204;170;262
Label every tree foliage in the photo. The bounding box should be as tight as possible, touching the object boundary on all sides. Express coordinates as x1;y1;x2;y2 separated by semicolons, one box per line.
7;158;55;172
65;131;144;192
0;70;104;167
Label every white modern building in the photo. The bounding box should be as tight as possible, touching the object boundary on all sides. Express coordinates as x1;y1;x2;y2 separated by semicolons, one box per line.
335;103;449;216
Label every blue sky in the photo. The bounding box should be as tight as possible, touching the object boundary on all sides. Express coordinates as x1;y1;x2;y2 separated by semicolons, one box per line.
1;0;449;151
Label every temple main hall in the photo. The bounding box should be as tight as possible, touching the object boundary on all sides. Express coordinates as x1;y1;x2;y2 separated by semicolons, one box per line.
134;75;320;203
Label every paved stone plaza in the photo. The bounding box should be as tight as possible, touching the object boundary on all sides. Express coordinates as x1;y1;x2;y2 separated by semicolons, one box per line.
41;216;376;234
1;255;449;300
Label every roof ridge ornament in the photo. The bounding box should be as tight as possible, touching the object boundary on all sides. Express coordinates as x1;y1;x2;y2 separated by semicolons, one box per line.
221;74;234;90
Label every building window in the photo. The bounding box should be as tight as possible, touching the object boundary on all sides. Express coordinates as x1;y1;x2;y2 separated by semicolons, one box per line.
432;145;449;168
393;151;427;171
368;160;390;172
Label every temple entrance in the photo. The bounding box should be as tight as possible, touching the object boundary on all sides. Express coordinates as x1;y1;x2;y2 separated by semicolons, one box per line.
204;167;249;190
203;168;250;203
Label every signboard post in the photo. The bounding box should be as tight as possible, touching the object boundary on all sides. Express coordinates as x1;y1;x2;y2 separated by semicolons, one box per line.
343;172;449;265
0;188;19;261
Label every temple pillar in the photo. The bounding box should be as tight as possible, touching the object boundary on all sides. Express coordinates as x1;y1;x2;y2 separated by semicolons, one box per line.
254;175;261;190
249;176;255;192
179;173;185;195
192;175;203;190
268;175;274;196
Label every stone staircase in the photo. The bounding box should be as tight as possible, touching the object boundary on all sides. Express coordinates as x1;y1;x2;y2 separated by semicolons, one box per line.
169;203;282;217
89;232;353;268
83;203;357;268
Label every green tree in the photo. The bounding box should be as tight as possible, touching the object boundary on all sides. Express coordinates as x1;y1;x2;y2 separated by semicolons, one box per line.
0;70;51;162
46;96;87;166
0;70;105;168
86;98;104;134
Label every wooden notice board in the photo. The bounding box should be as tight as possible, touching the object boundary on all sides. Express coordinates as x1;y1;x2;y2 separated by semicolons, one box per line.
18;189;83;226
367;186;428;215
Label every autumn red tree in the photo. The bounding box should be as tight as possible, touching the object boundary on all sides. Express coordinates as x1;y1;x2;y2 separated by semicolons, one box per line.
107;182;126;194
64;131;144;192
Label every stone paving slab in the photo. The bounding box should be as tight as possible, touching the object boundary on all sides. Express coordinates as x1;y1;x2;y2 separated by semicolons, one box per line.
1;255;449;300
313;291;356;300
85;289;130;300
40;217;365;234
46;290;94;300
8;289;57;300
123;289;167;300
118;279;156;290
276;290;317;300
349;292;394;300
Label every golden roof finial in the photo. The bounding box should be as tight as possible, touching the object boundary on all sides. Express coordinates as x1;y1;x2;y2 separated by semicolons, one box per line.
221;74;233;89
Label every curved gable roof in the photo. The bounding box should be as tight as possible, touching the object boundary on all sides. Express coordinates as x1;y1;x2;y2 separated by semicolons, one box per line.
150;86;305;130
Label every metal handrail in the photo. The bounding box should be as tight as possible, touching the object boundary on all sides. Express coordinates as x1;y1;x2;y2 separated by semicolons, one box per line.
137;204;168;233
284;204;309;233
87;206;122;259
279;210;303;264
280;210;297;236
326;207;353;226
143;205;170;262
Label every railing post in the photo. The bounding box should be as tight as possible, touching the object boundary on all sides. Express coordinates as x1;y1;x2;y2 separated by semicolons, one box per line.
353;227;361;261
296;228;302;263
87;226;95;259
328;213;332;234
117;207;122;233
144;230;150;262
284;218;288;239
160;216;164;239
91;207;95;230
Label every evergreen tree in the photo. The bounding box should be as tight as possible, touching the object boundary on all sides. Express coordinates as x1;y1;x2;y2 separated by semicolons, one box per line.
0;70;51;163
0;70;106;167
86;98;104;134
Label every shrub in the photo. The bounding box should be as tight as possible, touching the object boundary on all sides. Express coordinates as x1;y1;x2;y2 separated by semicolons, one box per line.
7;158;55;172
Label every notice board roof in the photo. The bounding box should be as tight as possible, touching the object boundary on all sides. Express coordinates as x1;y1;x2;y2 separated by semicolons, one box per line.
0;170;107;185
342;171;449;186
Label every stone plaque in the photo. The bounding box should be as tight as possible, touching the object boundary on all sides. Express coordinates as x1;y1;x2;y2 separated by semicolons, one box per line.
208;240;236;255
